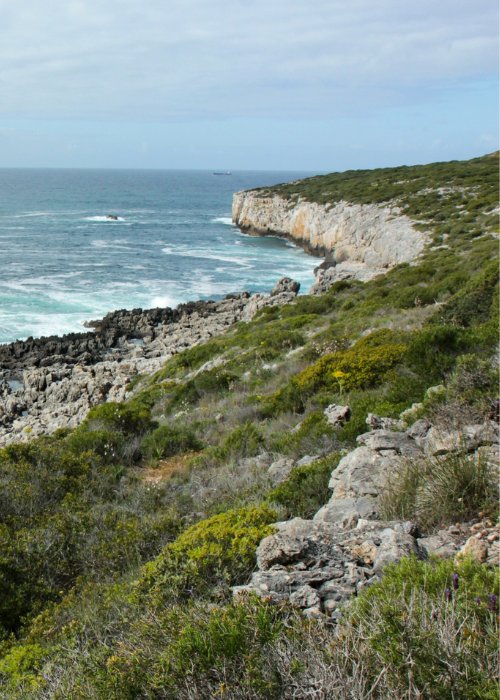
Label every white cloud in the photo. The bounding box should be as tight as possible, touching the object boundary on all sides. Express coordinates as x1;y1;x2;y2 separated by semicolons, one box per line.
0;0;497;121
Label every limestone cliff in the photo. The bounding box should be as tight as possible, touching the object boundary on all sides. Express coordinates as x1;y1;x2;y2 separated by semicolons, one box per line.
232;191;428;282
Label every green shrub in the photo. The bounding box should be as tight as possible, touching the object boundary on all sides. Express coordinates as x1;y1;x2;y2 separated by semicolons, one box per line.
268;412;336;458
168;368;238;410
212;422;264;462
138;504;276;602
65;428;126;464
0;643;46;693
85;402;155;435
446;354;498;405
405;325;465;381
268;453;340;518
438;260;499;328
140;425;202;462
262;330;408;417
157;598;285;696
347;556;499;698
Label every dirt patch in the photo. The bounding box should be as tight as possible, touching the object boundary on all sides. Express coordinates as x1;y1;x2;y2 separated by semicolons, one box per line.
140;451;201;484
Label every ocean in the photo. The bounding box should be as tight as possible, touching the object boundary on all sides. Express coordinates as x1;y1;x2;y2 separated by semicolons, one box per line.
0;169;319;345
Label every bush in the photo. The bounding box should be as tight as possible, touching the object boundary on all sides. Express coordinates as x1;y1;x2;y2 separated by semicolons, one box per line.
380;449;499;530
406;325;465;381
212;422;264;462
140;425;202;462
268;453;340;518
438;260;499;328
346;556;499;698
261;330;408;418
138;504;277;603
268;412;336;459
85;402;155;436
65;428;126;464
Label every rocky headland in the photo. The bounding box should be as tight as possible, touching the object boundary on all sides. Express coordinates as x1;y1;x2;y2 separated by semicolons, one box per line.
232;190;429;290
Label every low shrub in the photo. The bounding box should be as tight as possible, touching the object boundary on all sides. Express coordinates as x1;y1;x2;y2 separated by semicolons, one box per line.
138;504;277;603
212;422;264;462
84;402;155;436
268;411;336;458
438;260;499;328
380;449;499;530
268;453;340;518
140;425;203;463
405;324;466;381
262;330;408;417
346;556;499;698
65;428;126;464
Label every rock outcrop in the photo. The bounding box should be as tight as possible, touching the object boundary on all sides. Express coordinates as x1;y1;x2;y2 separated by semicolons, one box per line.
0;280;300;445
236;418;499;618
232;191;428;289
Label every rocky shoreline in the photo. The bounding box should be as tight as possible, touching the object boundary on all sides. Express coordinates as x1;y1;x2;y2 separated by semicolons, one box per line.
0;279;301;445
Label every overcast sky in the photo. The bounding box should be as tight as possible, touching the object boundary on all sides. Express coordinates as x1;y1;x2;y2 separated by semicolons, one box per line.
0;0;498;170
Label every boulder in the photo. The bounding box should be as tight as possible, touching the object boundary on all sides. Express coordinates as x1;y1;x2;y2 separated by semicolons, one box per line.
270;277;300;296
267;457;295;484
324;404;351;426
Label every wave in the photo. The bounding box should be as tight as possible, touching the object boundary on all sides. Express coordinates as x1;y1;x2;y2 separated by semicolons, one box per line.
12;211;52;218
84;215;125;222
91;239;134;250
212;216;235;226
161;246;252;268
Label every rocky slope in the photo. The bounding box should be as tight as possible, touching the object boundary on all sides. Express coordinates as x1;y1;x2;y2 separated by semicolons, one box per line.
232;191;428;286
0;279;300;445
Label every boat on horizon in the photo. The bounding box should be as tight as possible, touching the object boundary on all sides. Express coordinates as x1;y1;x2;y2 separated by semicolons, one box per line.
213;171;232;176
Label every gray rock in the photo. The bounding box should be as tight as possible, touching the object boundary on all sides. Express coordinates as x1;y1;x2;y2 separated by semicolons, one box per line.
295;454;320;467
407;418;432;439
356;429;421;455
270;277;300;296
314;496;378;528
237;518;427;615
324;404;351;426
267;457;296;484
289;585;321;609
366;413;404;431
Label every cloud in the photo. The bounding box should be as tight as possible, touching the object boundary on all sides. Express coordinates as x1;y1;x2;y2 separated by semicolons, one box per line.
0;0;497;122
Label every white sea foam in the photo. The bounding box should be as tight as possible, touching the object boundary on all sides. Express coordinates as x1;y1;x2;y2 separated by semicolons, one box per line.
85;215;125;222
150;294;179;308
161;246;251;267
91;239;133;250
212;216;234;226
13;211;52;218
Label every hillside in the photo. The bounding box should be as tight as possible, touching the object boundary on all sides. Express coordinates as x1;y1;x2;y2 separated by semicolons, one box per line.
0;153;498;699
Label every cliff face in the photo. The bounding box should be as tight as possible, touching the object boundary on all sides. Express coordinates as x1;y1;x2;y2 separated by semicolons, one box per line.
232;191;427;277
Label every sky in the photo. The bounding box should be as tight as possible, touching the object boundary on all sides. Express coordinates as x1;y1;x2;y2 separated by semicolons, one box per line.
0;0;498;171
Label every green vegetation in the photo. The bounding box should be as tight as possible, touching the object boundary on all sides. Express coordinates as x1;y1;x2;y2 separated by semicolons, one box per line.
0;153;498;698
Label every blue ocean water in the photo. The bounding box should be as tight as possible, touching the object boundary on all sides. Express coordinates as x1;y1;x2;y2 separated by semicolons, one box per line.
0;169;319;344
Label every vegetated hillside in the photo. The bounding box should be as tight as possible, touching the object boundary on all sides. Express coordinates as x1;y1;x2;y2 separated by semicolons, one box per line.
0;154;498;699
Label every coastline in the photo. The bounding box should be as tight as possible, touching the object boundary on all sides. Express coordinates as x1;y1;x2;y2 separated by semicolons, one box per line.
0;278;302;445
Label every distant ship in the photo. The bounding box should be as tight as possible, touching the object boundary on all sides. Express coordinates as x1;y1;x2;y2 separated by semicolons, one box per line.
213;171;232;176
